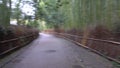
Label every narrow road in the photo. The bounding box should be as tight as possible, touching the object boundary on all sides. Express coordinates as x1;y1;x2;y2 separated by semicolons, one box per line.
0;33;115;68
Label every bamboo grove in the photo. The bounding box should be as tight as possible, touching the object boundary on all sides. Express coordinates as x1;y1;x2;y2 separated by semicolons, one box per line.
37;0;120;41
0;0;120;37
58;0;120;30
38;0;119;31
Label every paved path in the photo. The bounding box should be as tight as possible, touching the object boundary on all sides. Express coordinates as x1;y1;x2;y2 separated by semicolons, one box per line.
0;33;115;68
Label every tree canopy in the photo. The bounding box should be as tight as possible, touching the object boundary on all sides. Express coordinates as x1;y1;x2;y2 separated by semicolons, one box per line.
0;0;120;31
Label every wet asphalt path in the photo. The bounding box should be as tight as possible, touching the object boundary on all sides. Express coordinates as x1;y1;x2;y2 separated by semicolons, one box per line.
1;33;115;68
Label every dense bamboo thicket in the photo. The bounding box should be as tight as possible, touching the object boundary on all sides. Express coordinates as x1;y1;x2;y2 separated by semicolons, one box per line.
35;0;120;41
52;0;120;62
60;0;120;29
54;0;119;41
0;0;120;64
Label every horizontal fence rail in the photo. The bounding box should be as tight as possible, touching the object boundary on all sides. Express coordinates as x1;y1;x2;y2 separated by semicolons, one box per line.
0;34;38;56
53;32;120;64
59;33;120;45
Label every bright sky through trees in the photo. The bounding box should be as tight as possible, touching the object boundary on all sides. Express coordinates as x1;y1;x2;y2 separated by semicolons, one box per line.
11;0;35;25
22;4;35;15
12;0;35;16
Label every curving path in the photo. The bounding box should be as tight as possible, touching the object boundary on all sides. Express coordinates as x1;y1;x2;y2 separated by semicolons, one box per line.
0;33;115;68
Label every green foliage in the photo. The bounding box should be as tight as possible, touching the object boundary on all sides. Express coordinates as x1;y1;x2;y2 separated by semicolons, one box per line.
33;0;66;29
11;0;22;25
0;0;11;27
26;20;39;28
9;0;120;31
58;0;120;30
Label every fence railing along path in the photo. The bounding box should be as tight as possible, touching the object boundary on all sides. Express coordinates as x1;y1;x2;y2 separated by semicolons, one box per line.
53;32;120;64
0;34;37;56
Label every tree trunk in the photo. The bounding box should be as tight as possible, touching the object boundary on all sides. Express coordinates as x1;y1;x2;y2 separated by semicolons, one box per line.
0;0;11;27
